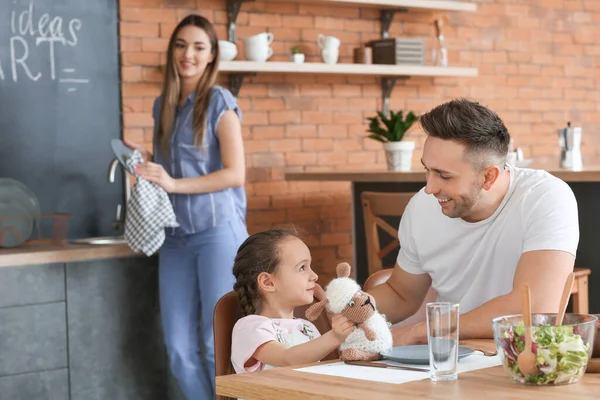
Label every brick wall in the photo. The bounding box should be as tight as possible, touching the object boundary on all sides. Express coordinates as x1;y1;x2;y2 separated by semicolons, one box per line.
119;0;600;283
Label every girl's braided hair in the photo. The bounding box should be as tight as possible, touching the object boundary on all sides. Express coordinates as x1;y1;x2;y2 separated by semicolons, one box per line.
232;228;300;316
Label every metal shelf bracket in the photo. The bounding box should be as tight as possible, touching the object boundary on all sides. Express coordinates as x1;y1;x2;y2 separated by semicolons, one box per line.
381;76;408;115
380;8;408;39
229;73;256;98
228;0;255;42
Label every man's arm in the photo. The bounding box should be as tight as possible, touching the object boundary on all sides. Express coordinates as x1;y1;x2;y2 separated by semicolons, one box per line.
368;265;431;324
397;249;575;345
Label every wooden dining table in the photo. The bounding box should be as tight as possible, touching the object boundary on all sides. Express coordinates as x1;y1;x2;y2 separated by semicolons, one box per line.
216;340;600;400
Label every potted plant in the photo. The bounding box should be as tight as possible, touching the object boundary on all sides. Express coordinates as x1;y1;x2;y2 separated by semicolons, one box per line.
366;109;418;172
291;45;305;64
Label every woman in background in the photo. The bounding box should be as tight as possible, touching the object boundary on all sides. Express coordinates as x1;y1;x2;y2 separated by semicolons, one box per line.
127;14;248;400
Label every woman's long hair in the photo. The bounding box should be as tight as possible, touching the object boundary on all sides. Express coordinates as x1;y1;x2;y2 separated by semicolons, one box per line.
157;14;220;153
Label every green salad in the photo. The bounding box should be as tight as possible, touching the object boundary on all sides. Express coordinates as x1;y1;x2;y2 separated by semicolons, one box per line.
498;323;590;385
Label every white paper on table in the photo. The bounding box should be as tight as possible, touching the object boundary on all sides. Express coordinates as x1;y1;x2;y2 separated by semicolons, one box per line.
294;354;502;385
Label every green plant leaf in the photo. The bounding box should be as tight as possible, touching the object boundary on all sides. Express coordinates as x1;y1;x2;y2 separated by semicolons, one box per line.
393;114;404;141
366;109;419;142
403;111;418;132
377;111;394;132
368;134;387;143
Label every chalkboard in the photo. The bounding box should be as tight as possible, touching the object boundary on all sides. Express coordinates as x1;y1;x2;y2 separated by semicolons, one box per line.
0;0;123;239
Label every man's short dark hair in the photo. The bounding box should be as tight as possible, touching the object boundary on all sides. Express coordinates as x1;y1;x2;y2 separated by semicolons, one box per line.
419;99;510;166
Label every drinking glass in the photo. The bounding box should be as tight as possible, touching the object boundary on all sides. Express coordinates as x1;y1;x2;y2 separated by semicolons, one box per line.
426;302;459;382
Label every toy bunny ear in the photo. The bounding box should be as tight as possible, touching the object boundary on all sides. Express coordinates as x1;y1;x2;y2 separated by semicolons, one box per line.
305;298;328;321
313;283;326;301
336;262;351;278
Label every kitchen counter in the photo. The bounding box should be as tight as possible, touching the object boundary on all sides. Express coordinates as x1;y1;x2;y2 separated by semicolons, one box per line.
0;242;137;268
0;241;167;399
286;168;600;183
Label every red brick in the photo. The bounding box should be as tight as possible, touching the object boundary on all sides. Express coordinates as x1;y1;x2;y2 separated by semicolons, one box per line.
269;111;301;125
141;67;163;83
250;153;284;168
122;83;160;97
285;152;317;166
247;196;271;210
253;182;289;196
121;66;142;82
124;113;154;128
253;98;285;111
120;22;160;38
302;138;334;151
123;128;145;143
142;38;169;52
282;15;314;28
244;140;270;153
122;98;144;113
121;38;142;52
320;233;350;246
249;13;282;27
271;195;304;209
121;52;161;66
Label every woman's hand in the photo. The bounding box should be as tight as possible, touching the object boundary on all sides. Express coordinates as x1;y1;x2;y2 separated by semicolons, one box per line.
135;162;177;193
331;314;356;344
124;139;152;163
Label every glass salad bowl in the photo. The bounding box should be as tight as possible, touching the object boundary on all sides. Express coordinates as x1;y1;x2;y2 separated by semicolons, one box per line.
492;313;597;385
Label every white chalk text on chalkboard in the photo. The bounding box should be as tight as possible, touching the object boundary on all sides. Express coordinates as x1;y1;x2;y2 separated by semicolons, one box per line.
0;1;88;91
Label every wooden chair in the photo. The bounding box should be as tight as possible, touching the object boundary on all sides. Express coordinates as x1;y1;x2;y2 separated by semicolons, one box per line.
213;291;336;400
572;268;591;314
361;191;438;326
361;191;416;278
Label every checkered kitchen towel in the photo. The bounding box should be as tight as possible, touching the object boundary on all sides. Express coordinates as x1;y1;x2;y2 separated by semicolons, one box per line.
124;150;179;256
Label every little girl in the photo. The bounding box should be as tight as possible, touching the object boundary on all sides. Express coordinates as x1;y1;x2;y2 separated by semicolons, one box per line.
231;229;355;373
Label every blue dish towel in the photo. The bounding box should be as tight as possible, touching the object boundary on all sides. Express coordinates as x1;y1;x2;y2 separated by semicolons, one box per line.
124;151;179;256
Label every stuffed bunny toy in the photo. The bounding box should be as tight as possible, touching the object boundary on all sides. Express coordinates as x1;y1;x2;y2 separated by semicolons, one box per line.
305;262;393;361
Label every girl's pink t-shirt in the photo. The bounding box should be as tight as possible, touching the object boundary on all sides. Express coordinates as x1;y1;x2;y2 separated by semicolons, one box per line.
231;314;321;373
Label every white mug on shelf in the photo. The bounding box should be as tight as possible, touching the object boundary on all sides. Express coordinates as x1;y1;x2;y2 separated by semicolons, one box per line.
317;34;341;51
243;32;274;62
245;45;273;62
243;32;274;48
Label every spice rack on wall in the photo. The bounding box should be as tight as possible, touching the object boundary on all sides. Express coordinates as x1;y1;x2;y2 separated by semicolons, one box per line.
222;0;478;111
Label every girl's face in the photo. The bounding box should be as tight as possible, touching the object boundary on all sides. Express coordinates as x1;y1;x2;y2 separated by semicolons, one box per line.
272;237;318;308
173;25;214;80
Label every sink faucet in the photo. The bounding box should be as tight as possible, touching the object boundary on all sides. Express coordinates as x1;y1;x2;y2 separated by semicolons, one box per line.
108;158;131;231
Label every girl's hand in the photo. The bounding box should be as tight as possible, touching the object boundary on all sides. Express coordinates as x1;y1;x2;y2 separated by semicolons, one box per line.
331;314;356;343
124;139;151;163
135;162;177;193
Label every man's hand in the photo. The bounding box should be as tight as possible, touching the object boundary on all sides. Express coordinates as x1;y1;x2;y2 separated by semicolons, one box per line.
391;322;427;347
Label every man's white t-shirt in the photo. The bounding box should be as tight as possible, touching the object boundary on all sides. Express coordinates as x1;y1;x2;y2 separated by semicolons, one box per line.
397;166;579;313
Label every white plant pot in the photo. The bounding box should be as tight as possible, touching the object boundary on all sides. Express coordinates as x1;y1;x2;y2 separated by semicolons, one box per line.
383;141;415;172
292;53;305;63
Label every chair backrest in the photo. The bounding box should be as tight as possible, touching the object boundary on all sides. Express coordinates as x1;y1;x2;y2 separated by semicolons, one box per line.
213;291;337;400
214;291;243;379
361;191;416;277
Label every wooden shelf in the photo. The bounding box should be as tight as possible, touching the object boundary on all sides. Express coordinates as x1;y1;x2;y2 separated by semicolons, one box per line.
279;0;477;12
219;61;478;78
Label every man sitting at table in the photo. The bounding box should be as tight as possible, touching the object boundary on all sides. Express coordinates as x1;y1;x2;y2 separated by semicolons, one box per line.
368;98;579;346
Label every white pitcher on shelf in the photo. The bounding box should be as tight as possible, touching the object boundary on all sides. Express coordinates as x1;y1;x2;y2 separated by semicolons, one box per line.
243;32;274;62
317;34;340;51
317;34;340;64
